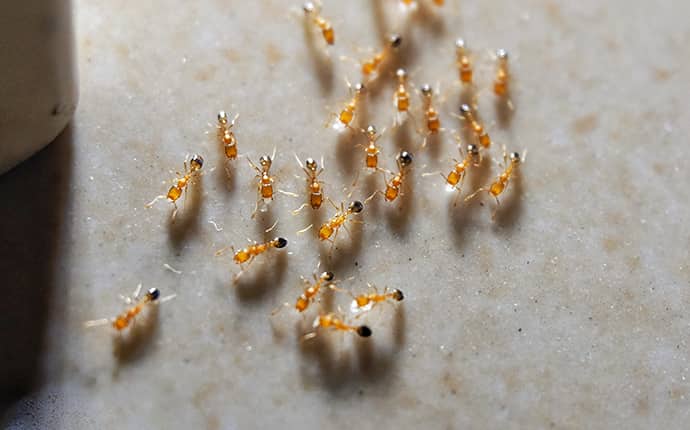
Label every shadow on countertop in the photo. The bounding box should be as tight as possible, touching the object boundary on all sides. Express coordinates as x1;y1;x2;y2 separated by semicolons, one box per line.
0;126;73;418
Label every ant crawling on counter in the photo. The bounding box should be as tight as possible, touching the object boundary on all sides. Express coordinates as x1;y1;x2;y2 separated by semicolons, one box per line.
303;1;335;46
327;79;366;131
392;68;414;127
272;269;337;316
465;148;524;219
456;104;492;149
455;38;473;86
342;34;402;83
303;312;372;340
423;143;481;206
216;236;288;281
417;83;448;147
298;200;364;252
145;154;204;221
343;284;405;314
216;111;239;162
365;150;413;203
493;48;514;110
84;284;175;331
293;155;327;214
247;148;297;218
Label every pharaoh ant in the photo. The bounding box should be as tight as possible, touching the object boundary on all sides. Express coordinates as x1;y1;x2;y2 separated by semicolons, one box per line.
247;148;297;218
303;1;335;46
326;79;366;131
84;284;175;331
303;312;372;340
292;155;327;214
145;154;204;221
365;151;413;203
423;143;481;206
216;236;288;281
465;148;524;219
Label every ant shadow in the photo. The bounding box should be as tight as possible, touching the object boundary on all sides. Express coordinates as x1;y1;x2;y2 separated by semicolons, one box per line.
297;305;405;395
448;153;493;248
459;86;478;110
494;95;515;128
492;168;524;230
369;0;389;44
409;1;446;39
167;176;203;250
335;130;358;178
301;12;334;95
421;130;443;161
216;160;237;196
392;118;415;150
0;126;73;412
234;251;288;303
385;170;415;238
112;305;160;367
254;204;276;238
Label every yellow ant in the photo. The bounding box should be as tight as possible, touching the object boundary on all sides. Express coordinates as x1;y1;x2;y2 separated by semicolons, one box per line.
216;111;239;161
416;83;449;147
303;312;372;340
365;151;413;203
298;200;364;252
84;284;176;331
247;148;297;218
493;49;510;97
303;1;335;45
293;155;327;214
455;38;474;85
344;284;404;314
465;149;524;219
216;236;288;281
456;104;492;149
392;68;414;127
326;79;366;131
423;143;481;206
145;154;204;221
272;270;336;315
342;34;402;82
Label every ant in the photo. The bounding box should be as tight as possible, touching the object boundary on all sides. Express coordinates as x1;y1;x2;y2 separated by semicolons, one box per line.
272;270;336;315
365;151;413;203
247;149;297;218
303;312;372;340
216;236;288;281
493;49;510;97
417;83;448;147
457;104;492;149
299;200;364;251
346;284;404;314
84;284;175;331
424;143;481;206
359;124;384;171
465;149;524;219
303;2;334;46
455;39;473;85
327;79;366;131
293;155;327;214
216;111;239;161
343;34;402;82
145;154;204;221
392;68;413;127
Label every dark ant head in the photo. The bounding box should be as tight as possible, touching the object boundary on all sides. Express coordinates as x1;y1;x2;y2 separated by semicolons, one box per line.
190;154;204;170
259;155;272;169
321;271;335;282
510;152;520;163
356;325;372;337
459;104;471;116
467;144;479;156
146;287;160;301
354;82;365;93
389;34;402;49
349;200;364;213
275;237;288;249
420;84;432;97
217;111;228;124
305;158;317;171
392;289;404;301
398;151;413;168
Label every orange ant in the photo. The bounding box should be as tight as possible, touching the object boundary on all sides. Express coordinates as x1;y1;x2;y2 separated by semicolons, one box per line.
146;154;204;221
392;68;413;127
365;151;413;203
84;284;175;331
455;39;473;85
457;104;492;149
343;34;402;82
293;155;327;214
303;2;334;45
417;83;448;147
493;49;510;97
303;312;372;340
216;236;288;281
465;149;524;219
247;149;297;218
216;111;239;161
424;143;481;206
299;200;364;250
327;80;366;131
346;284;404;314
360;124;383;171
272;270;336;315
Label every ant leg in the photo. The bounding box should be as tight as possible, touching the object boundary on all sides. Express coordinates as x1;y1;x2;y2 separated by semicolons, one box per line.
327;198;340;211
265;219;279;233
297;224;314;234
364;190;381;204
464;187;486;203
251;199;260;219
292;203;309;215
271;302;291;317
278;189;299;197
491;196;501;221
145;195;167;208
171;202;179;222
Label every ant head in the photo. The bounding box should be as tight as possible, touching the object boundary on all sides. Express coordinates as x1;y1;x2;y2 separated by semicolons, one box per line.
496;48;509;61
217;110;228;124
320;271;335;282
305;158;317;171
275;237;288;249
302;2;315;13
392;289;404;301
349;200;364;213
146;287;160;301
259;155;272;169
467;144;479;156
365;125;377;138
354;82;365;93
398;151;413;168
510;152;520;163
455;38;466;51
356;325;372;337
389;34;402;49
420;84;432;97
190;154;204;170
396;68;407;80
459;104;472;116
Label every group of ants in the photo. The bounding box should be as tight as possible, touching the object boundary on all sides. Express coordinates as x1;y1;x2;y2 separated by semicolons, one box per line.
85;0;524;349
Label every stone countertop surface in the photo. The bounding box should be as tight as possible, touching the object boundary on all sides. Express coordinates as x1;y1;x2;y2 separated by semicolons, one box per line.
1;0;689;428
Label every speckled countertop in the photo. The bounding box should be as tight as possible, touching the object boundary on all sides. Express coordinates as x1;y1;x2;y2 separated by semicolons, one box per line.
1;0;689;428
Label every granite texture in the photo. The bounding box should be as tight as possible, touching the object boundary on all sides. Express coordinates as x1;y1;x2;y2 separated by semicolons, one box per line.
1;0;689;429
